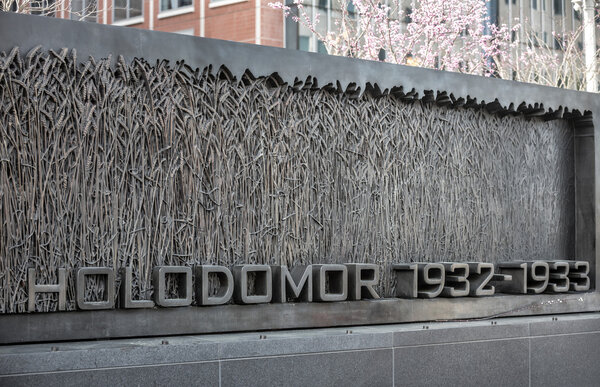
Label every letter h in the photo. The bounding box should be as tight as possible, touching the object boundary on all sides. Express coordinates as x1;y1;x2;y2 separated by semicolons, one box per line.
28;268;66;312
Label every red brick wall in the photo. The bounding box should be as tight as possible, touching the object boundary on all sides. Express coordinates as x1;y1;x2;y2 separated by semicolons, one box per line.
205;0;255;44
259;0;283;47
60;0;284;47
155;0;199;34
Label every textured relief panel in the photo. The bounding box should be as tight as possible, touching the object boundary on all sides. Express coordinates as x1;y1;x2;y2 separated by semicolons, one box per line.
0;48;574;312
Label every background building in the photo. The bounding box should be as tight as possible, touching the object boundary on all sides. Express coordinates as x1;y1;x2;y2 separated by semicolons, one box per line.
47;0;284;46
36;0;598;54
497;0;585;50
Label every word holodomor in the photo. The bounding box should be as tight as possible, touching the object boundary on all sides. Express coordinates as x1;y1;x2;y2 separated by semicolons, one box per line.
28;261;591;312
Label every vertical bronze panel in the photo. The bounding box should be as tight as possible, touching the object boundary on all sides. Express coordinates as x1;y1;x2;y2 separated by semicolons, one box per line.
574;122;596;288
0;49;578;312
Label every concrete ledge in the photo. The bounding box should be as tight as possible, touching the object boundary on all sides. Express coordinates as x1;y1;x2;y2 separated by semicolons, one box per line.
529;312;600;335
1;292;598;345
1;313;600;386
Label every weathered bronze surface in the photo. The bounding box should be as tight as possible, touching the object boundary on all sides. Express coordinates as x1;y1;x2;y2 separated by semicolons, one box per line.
0;13;597;343
0;44;577;313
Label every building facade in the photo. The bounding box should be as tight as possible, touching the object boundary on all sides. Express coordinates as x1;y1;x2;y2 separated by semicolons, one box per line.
44;0;595;53
49;0;284;47
497;0;586;50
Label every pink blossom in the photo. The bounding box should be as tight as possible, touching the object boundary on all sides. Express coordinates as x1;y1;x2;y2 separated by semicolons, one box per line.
270;0;518;77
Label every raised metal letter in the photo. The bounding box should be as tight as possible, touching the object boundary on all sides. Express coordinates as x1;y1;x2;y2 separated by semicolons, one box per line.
195;265;234;305
312;264;348;302
28;268;67;312
467;263;496;296
272;265;312;303
417;263;445;298
346;263;380;300
76;267;116;310
119;267;155;308
152;266;192;307
233;265;272;304
569;261;590;291
547;261;570;293
441;262;469;297
527;261;549;294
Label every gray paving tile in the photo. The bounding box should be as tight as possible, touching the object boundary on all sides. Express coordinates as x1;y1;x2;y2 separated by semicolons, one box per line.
221;348;392;387
531;332;600;387
394;338;529;387
0;361;219;387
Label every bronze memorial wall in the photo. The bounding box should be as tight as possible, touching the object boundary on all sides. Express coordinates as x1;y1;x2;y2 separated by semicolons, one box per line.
0;12;598;344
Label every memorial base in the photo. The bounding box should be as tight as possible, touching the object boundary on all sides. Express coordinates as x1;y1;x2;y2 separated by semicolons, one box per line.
1;312;599;386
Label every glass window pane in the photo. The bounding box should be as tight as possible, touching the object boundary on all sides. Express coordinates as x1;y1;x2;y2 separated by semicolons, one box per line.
31;0;56;16
314;7;327;35
115;0;127;9
299;36;310;52
114;0;127;20
83;0;97;21
161;0;173;11
114;8;127;20
317;40;327;54
130;0;143;17
71;0;83;18
553;0;562;15
347;1;355;15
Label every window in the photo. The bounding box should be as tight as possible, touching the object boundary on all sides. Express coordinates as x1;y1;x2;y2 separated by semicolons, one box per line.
285;0;351;55
347;1;355;15
554;35;562;50
71;0;97;22
160;0;192;11
299;36;310;52
114;0;142;21
31;0;56;16
531;0;537;10
532;31;540;47
542;0;545;11
553;0;562;15
175;28;194;35
403;7;412;23
317;40;327;54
